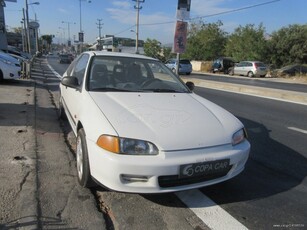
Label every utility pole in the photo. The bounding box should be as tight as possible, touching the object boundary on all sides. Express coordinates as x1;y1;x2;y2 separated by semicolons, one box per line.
132;0;144;54
96;19;103;50
25;0;31;54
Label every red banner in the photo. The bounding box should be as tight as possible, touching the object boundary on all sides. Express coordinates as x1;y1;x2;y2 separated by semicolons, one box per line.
173;21;187;54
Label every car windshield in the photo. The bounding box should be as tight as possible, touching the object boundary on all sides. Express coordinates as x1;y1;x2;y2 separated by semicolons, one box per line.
87;56;190;93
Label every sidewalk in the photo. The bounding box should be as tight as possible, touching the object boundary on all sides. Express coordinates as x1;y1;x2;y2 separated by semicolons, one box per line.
0;58;106;229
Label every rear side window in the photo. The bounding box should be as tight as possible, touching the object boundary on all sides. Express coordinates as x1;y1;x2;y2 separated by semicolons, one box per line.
255;62;265;67
179;60;191;64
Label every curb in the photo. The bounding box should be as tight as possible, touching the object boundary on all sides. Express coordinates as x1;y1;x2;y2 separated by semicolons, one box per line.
181;77;307;106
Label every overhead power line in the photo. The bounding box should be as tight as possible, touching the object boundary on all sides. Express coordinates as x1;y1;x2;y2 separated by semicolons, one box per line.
114;0;281;35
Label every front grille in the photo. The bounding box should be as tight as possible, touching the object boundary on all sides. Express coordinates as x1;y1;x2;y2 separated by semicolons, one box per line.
158;166;232;188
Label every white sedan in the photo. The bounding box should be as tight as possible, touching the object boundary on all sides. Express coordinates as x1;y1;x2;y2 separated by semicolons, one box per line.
59;51;250;193
0;52;21;81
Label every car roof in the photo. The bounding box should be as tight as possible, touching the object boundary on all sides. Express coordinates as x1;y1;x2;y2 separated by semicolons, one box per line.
85;51;157;61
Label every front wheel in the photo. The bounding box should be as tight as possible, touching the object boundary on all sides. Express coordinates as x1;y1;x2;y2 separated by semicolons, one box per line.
58;97;67;120
229;68;234;76
76;128;94;188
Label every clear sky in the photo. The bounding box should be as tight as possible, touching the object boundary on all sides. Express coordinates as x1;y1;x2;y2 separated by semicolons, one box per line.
3;0;307;45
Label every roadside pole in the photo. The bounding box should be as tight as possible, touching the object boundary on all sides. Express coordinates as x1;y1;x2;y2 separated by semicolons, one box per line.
176;53;180;75
173;0;191;75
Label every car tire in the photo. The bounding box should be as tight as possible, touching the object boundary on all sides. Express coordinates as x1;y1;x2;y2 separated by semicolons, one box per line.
229;68;234;76
186;72;191;75
76;128;95;188
0;70;3;82
58;97;67;120
260;75;265;78
247;71;254;78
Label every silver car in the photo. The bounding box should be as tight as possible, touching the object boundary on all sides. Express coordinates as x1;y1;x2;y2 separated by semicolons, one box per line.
230;61;267;78
165;59;192;75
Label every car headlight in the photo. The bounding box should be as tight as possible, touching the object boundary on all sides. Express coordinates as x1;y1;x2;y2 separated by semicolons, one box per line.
232;128;247;146
96;135;159;155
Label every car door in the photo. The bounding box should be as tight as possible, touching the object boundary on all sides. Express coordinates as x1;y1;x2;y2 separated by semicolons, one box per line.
234;62;243;75
61;54;90;131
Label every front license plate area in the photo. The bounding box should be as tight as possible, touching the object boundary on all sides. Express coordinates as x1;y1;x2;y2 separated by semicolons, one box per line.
179;159;230;179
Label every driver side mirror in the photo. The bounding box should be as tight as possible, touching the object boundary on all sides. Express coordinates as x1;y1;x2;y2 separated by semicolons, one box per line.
61;76;79;88
186;81;195;91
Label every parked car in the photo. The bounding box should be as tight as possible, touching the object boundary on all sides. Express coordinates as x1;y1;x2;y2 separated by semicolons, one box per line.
59;54;71;64
211;57;235;74
165;59;192;75
59;51;250;193
0;52;21;82
276;64;307;77
229;61;267;78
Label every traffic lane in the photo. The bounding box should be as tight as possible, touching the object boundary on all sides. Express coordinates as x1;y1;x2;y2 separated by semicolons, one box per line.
47;56;70;76
194;87;307;229
189;72;307;93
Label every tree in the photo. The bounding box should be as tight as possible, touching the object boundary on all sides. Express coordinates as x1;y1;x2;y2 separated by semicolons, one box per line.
269;24;307;67
161;47;173;62
225;24;268;62
144;38;162;60
184;20;227;61
41;35;54;52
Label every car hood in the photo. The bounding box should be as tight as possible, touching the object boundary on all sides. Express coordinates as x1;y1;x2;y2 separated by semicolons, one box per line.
89;92;242;151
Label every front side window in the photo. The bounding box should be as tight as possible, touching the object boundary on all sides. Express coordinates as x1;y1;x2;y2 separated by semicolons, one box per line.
72;54;90;85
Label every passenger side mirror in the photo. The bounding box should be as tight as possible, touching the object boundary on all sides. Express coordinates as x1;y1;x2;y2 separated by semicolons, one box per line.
61;76;79;88
186;81;195;91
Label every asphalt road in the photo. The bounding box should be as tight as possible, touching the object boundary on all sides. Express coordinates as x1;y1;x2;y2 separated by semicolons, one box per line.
194;87;307;229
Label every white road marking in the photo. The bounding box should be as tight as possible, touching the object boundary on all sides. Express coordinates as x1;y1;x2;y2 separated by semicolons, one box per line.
176;189;248;230
47;63;62;79
288;127;307;134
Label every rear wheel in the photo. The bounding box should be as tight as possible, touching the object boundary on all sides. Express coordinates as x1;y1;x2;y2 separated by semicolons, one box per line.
247;71;254;78
76;128;94;188
0;70;3;82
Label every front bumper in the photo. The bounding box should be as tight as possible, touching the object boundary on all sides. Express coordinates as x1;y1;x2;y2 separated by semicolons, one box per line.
87;139;250;193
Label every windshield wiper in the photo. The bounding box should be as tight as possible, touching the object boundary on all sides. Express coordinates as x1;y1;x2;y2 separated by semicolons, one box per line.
90;87;137;92
143;88;184;93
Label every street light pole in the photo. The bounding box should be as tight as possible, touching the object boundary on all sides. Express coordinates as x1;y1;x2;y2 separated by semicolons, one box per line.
132;0;144;54
24;0;39;54
96;19;103;50
25;0;31;53
62;21;76;47
78;0;91;53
